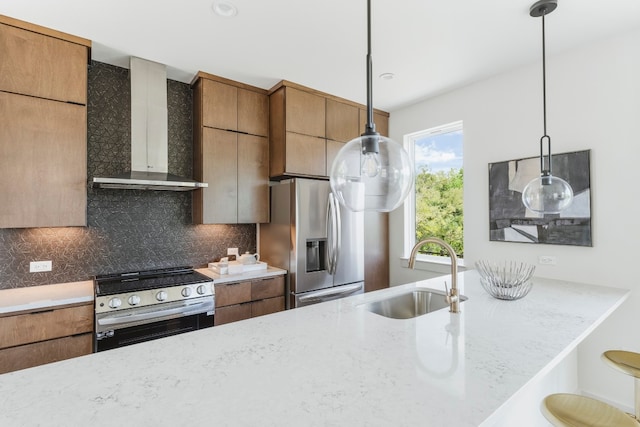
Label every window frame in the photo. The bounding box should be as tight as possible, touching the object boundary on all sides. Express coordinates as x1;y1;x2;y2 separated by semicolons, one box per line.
402;120;464;269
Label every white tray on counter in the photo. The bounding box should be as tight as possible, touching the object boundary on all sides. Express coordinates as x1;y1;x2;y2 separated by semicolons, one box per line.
208;261;268;275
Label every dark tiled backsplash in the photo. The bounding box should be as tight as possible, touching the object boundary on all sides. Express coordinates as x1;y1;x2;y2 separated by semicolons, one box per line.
0;61;255;289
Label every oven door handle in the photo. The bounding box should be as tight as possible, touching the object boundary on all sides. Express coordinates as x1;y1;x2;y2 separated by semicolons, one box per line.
97;300;214;327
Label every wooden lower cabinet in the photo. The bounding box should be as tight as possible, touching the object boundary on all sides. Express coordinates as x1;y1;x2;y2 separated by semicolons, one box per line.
0;303;93;374
0;334;92;374
214;303;252;326
214;275;285;326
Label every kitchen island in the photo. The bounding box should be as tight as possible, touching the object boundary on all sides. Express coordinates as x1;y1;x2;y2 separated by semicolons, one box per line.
0;271;628;426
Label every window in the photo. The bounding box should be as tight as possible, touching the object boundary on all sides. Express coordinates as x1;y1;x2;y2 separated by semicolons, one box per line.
404;121;463;262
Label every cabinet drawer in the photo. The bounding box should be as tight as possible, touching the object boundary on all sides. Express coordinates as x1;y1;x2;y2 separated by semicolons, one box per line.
0;22;88;104
0;304;93;350
251;297;285;318
214;304;252;326
0;333;92;374
215;281;252;307
251;276;285;300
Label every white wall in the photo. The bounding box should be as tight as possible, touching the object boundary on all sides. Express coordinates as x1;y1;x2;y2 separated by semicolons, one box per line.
388;27;640;413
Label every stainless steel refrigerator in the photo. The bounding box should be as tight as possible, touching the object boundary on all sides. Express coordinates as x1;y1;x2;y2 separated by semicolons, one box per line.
259;178;364;308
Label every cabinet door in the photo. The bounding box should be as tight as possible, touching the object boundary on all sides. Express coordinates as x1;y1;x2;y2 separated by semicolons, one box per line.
238;88;268;137
0;92;87;228
202;79;237;131
285;132;326;177
364;212;390;292
199;128;238;224
215;281;252;307
285;87;326;137
251;297;285;318
238;134;269;223
326;99;359;143
326;140;345;177
0;333;92;374
0;22;87;104
214;304;252;326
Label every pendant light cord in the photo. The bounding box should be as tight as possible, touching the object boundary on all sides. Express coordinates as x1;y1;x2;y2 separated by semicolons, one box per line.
542;13;547;137
365;0;376;135
539;9;552;175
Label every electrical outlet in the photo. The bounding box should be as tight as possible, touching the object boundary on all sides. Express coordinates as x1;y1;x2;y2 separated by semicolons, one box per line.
538;256;557;266
227;248;239;257
30;260;52;273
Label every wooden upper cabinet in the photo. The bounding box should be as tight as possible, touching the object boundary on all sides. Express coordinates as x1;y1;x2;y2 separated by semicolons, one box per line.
201;79;237;131
326;99;359;143
0;19;89;104
238;134;269;223
238;88;268;137
0;16;89;229
0;91;87;228
193;72;270;224
194;128;238;224
196;72;268;137
285;87;326;137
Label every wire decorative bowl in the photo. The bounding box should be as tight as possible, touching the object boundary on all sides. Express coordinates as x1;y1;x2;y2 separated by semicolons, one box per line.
475;260;536;300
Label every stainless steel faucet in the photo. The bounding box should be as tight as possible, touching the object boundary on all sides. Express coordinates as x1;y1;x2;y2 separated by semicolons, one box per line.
408;237;460;313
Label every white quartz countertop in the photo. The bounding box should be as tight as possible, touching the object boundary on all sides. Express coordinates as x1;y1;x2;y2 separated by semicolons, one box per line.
0;271;628;426
0;280;93;315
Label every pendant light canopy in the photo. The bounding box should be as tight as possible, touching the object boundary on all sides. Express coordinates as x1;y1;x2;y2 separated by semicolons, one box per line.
522;0;573;214
329;0;413;213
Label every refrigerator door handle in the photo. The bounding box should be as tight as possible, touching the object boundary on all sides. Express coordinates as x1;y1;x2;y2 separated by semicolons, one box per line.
298;283;363;303
327;193;341;275
332;193;341;274
326;194;334;274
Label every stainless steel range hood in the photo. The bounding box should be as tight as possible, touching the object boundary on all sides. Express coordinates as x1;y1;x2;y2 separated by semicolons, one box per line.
93;57;208;191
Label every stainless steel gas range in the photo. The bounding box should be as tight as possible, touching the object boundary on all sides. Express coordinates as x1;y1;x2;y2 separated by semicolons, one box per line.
94;266;215;352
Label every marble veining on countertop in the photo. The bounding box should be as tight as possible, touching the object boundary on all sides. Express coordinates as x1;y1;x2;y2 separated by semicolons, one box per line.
0;271;629;426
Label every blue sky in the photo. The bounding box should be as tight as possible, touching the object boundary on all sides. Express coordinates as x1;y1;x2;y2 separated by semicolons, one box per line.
414;129;463;173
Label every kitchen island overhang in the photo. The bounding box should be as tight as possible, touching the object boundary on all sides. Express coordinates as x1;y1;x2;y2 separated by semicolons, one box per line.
0;271;629;426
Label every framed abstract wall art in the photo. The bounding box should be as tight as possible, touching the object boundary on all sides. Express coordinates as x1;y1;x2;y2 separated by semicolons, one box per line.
488;150;592;246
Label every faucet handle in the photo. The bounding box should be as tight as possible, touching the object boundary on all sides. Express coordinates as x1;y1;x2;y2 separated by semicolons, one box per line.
444;281;451;303
444;281;459;304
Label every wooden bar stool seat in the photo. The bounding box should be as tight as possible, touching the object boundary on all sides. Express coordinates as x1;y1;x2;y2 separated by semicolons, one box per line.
541;393;638;427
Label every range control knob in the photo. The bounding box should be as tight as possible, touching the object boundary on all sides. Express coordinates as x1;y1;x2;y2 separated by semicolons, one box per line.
196;285;208;295
156;291;168;302
108;297;122;309
181;287;192;297
128;295;141;306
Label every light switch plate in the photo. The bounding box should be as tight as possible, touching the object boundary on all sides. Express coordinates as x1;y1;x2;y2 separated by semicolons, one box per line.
227;248;239;257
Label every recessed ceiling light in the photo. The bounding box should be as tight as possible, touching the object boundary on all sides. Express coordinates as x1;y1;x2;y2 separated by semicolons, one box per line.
212;1;238;18
379;72;395;80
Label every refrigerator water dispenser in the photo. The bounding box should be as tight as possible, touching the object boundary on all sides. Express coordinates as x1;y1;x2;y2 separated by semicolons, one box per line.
306;239;326;272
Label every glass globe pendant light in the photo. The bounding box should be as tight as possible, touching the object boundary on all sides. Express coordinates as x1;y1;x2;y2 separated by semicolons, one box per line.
522;0;573;214
329;0;413;212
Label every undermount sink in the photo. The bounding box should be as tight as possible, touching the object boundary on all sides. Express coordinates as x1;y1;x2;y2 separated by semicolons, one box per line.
363;288;468;319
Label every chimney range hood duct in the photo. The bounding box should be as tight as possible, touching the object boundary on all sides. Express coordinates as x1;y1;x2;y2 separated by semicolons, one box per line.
92;57;208;191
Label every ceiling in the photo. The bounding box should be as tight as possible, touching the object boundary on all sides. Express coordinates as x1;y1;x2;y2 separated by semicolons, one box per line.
2;0;640;111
